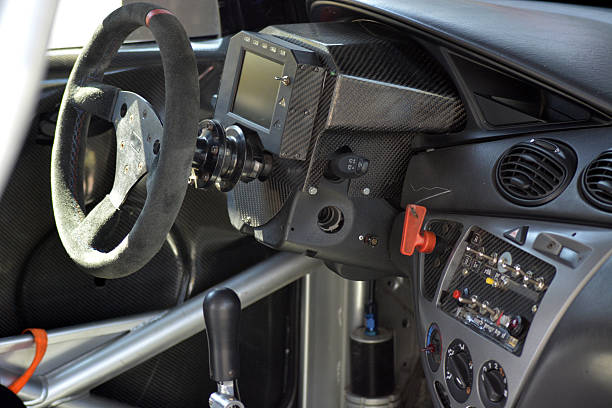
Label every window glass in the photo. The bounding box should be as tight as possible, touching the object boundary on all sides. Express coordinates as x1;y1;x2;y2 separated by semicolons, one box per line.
48;0;220;49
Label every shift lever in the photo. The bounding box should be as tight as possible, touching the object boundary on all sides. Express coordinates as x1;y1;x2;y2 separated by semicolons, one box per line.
203;288;245;408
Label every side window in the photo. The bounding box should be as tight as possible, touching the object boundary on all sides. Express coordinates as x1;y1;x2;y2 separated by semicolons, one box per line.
48;0;220;50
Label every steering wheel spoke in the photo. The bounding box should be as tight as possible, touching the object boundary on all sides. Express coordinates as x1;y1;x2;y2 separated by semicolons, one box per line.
70;82;122;122
108;91;162;208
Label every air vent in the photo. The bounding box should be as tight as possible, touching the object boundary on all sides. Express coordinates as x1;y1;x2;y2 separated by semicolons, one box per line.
581;150;612;212
496;139;576;206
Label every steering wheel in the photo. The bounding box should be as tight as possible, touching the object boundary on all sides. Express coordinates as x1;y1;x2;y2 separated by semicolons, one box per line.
51;3;199;278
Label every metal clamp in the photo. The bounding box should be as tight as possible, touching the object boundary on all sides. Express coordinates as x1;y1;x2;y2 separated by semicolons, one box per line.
210;392;245;408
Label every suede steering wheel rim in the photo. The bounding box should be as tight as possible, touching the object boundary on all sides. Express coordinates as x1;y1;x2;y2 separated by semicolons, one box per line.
51;3;199;278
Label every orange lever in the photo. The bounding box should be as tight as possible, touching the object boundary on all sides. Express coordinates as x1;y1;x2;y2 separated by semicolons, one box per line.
400;204;436;256
8;329;47;394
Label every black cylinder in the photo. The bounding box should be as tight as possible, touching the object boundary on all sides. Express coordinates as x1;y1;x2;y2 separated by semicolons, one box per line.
350;327;395;398
202;287;241;382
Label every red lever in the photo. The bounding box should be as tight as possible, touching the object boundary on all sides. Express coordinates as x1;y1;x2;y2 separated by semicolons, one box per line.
400;204;436;256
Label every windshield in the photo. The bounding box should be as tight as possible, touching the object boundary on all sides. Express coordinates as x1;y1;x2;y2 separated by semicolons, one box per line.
48;0;220;49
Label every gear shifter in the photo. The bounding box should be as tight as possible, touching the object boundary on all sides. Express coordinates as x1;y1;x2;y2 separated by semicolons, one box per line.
203;288;245;408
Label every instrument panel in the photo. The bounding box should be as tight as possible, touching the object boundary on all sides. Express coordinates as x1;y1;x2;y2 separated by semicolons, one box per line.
414;214;610;408
439;227;556;355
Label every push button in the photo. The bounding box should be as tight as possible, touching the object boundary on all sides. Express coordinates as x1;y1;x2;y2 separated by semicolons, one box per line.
503;226;528;245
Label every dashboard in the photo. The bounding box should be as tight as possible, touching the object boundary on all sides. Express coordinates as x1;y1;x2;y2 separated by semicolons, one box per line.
194;1;612;407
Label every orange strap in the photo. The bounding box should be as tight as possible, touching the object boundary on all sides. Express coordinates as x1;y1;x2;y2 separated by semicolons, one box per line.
8;329;47;394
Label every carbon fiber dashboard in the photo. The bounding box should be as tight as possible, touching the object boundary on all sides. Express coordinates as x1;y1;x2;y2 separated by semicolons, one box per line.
216;22;465;240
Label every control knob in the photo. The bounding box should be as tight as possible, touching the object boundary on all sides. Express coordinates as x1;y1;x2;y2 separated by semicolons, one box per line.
445;339;473;403
479;360;508;407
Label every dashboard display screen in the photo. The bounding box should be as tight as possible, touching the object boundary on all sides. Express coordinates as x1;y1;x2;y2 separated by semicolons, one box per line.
232;51;284;128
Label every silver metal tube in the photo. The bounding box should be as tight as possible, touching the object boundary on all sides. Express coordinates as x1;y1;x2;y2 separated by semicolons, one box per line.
57;395;137;408
29;253;320;407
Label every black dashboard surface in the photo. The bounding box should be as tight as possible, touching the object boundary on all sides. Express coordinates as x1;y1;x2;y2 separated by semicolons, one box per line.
313;0;612;115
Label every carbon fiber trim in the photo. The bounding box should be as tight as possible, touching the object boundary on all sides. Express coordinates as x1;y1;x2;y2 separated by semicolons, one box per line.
422;220;463;301
228;156;306;227
327;75;464;133
224;21;467;228
439;227;556;355
280;65;325;160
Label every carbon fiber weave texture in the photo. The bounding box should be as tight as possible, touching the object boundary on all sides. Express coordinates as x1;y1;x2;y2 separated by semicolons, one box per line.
439;227;556;355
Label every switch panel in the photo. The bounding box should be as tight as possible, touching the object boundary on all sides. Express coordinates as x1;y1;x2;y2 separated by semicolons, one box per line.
439;227;556;355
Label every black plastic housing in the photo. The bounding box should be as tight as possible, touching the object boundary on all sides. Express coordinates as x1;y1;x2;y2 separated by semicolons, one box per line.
494;139;577;207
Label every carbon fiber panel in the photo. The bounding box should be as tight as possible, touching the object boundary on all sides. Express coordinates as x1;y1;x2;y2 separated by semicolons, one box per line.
279;66;325;160
229;156;306;227
422;220;463;301
439;227;556;355
226;22;467;227
327;75;464;133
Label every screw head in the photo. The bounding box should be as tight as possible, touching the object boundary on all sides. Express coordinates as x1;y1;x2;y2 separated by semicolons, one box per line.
308;186;318;195
123;165;129;174
362;187;371;195
359;235;364;241
532;305;538;313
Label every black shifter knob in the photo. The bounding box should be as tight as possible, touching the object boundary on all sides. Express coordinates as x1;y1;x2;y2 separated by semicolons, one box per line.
203;288;241;382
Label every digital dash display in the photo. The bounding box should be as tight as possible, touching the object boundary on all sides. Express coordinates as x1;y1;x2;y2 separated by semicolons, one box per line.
232;51;284;128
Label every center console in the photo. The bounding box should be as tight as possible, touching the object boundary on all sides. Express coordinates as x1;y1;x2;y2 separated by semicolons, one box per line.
393;213;611;408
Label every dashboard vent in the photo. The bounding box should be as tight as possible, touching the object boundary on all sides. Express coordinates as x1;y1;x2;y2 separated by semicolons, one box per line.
496;139;576;206
581;150;612;212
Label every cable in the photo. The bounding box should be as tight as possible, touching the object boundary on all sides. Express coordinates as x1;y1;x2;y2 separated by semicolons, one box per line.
365;280;377;336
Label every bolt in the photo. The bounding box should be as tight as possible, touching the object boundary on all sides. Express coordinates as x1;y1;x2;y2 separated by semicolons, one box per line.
359;235;364;241
362;187;371;195
138;162;143;170
120;141;125;149
462;268;469;276
129;114;134;122
123;165;129;174
303;109;310;116
532;305;538;313
308;186;318;195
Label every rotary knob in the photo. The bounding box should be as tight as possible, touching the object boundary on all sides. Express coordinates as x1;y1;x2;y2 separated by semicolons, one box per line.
445;339;473;403
479;360;508;407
